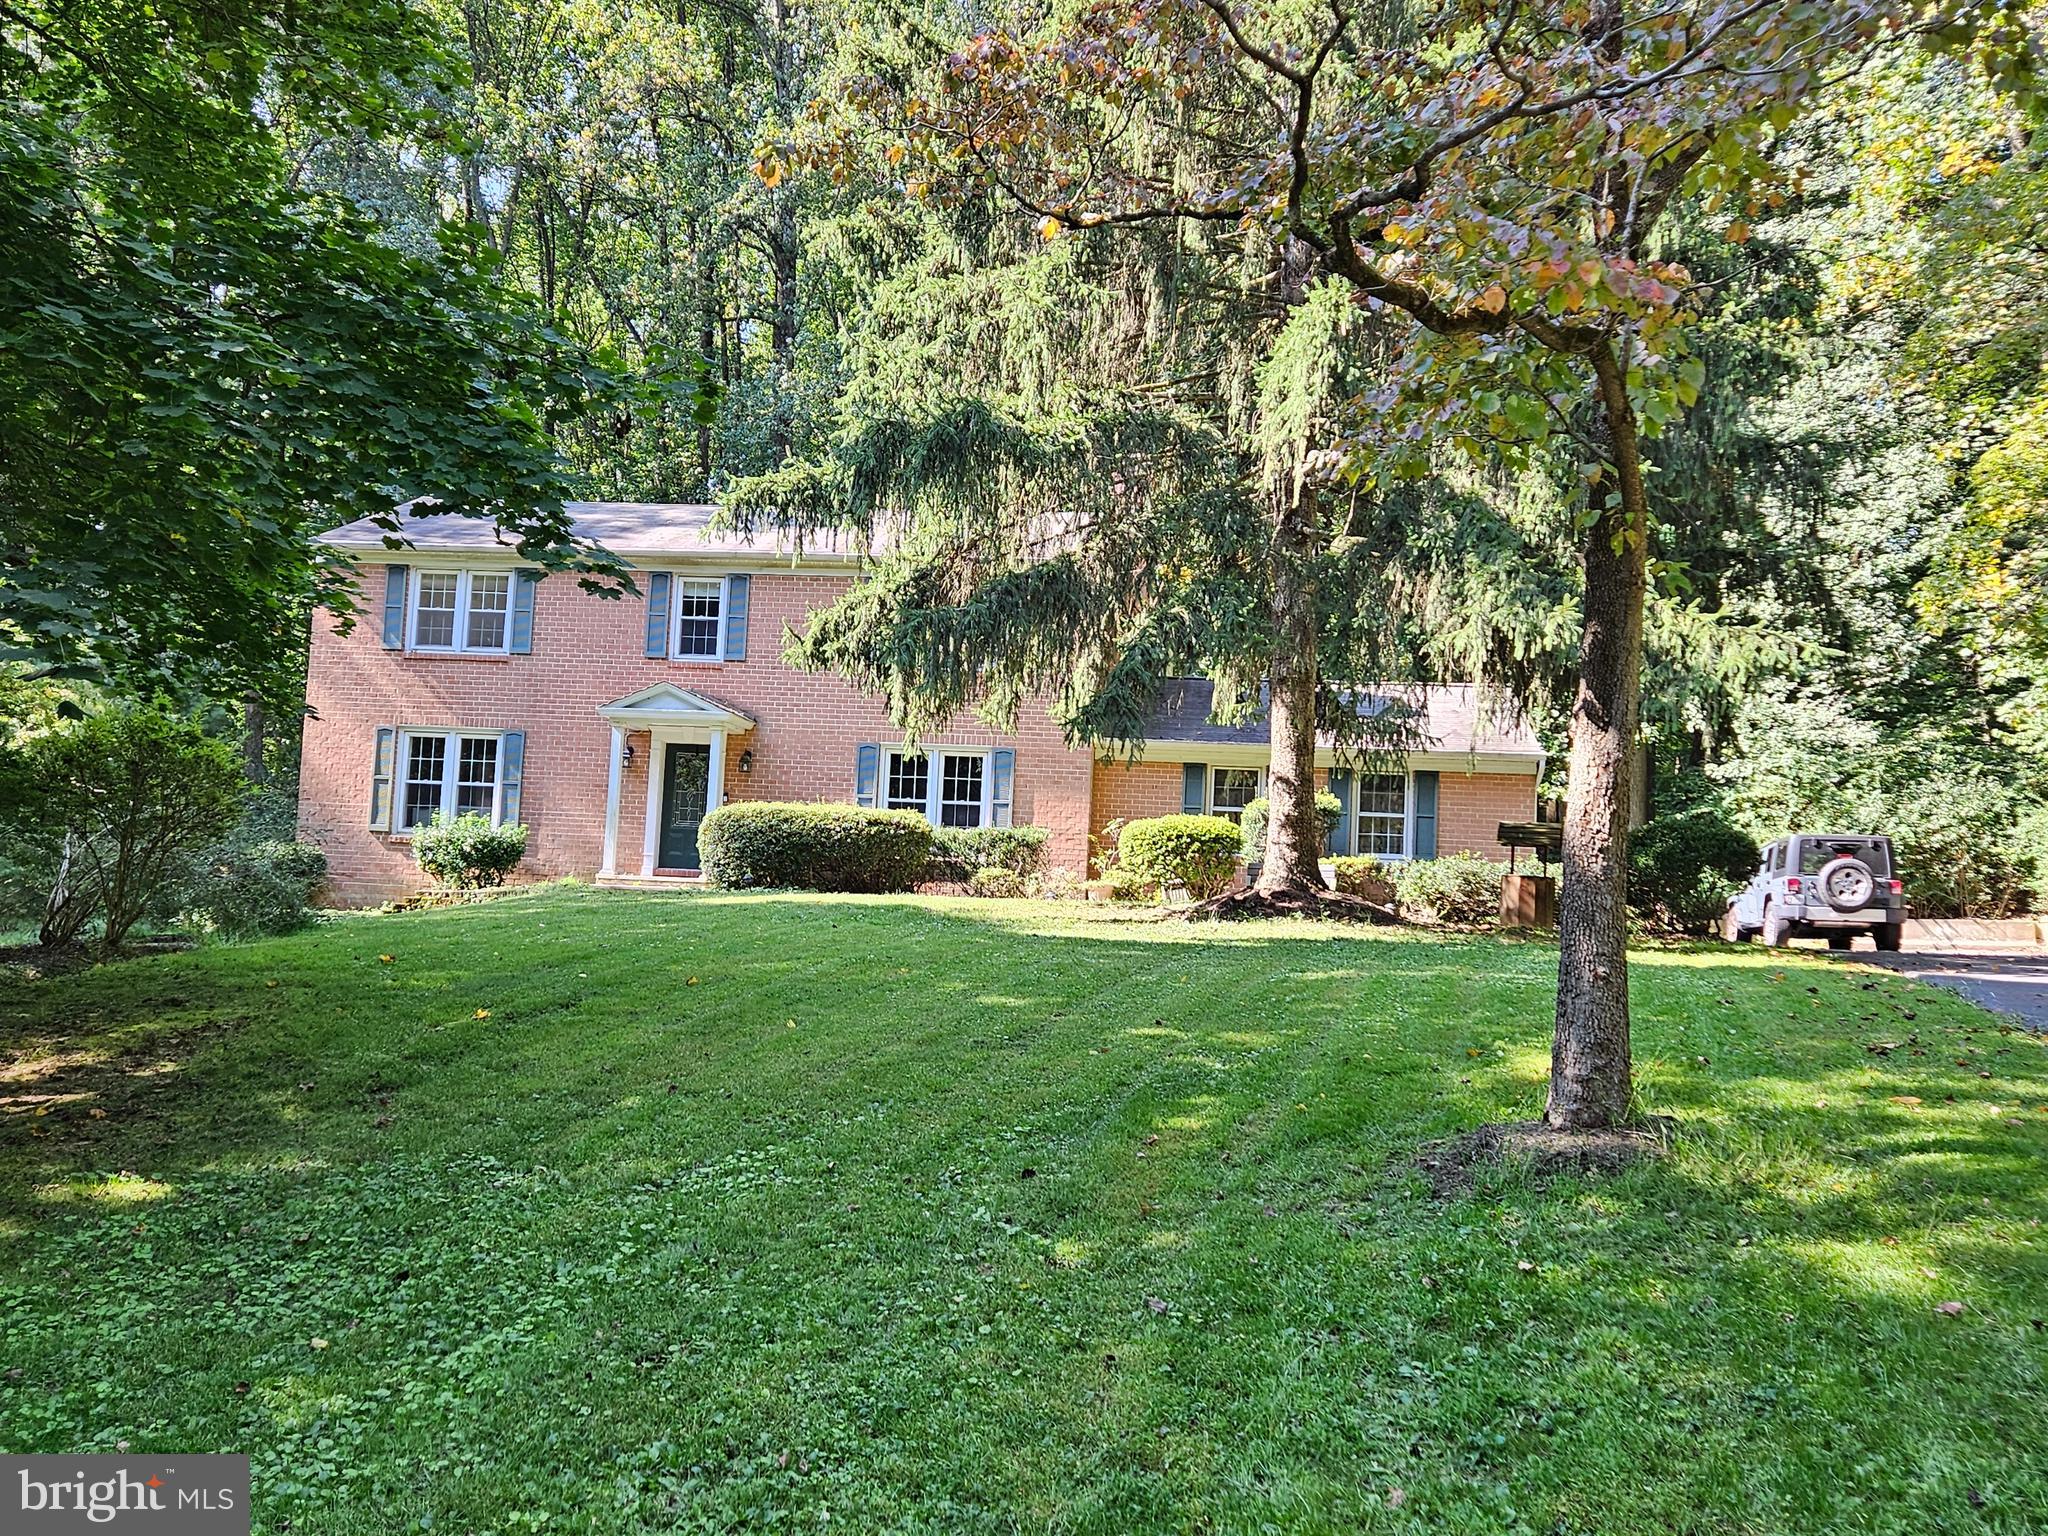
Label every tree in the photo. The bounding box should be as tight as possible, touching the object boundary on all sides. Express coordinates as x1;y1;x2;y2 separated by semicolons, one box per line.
0;0;647;706
0;705;245;952
852;0;1957;1126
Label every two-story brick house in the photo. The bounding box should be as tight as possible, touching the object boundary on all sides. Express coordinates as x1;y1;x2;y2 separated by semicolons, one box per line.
300;503;1544;904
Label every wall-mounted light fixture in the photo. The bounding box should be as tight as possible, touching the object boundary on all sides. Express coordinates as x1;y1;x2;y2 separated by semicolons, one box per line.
738;749;754;775
623;742;635;765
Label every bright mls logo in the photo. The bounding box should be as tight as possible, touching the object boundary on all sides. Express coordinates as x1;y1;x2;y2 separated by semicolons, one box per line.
4;1456;249;1533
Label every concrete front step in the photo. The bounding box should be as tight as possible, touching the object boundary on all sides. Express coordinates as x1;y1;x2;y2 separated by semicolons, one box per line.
594;874;706;891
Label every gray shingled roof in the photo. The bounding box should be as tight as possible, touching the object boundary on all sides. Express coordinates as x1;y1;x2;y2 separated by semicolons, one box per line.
318;501;865;561
1145;679;1542;758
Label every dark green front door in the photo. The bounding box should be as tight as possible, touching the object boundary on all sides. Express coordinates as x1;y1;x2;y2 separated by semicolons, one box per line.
658;743;711;870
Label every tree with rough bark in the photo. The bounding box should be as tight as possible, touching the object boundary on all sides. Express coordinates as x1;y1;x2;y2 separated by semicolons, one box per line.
805;0;1983;1125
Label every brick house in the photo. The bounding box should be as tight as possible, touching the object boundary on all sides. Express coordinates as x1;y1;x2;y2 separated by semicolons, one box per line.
300;504;1545;904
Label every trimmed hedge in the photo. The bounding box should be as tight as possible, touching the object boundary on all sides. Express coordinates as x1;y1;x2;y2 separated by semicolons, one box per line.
928;825;1050;882
414;814;529;889
1629;808;1759;933
1391;853;1508;924
699;802;934;892
1239;791;1343;861
1330;854;1393;899
967;867;1026;898
1118;814;1243;901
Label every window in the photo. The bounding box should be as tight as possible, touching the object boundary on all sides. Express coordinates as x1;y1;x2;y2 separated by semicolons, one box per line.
885;748;988;827
674;578;723;658
1355;773;1408;857
1209;767;1261;822
886;751;930;812
939;754;985;828
410;570;513;654
399;730;504;829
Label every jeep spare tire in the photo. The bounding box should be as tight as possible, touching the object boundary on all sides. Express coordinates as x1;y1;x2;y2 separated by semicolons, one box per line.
1817;856;1876;912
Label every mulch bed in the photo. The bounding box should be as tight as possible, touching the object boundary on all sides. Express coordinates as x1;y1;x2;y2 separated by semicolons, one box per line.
1411;1116;1674;1196
0;936;195;980
1187;887;1403;923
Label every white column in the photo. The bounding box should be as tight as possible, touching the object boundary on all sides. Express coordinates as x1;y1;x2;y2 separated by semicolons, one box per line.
600;725;625;877
640;734;663;875
706;730;726;815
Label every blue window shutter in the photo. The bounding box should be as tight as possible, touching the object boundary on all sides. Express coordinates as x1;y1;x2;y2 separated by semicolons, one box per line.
498;731;526;825
722;573;751;660
990;748;1015;827
369;726;396;828
855;743;880;808
1412;770;1439;860
509;571;538;654
1326;768;1354;856
381;565;408;649
1181;762;1206;815
644;572;672;658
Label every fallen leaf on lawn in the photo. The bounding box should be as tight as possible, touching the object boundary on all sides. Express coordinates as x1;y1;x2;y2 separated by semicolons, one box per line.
378;954;394;964
1144;1294;1170;1315
473;1009;491;1020
1881;1236;1899;1246
1888;1096;1922;1106
1386;1488;1407;1509
1142;1134;1159;1147
1516;1260;1537;1273
309;1337;330;1350
687;976;700;986
88;1108;106;1120
1935;1300;1965;1317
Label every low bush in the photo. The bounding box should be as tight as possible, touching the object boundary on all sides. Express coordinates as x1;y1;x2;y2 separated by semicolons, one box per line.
1239;791;1344;862
928;825;1051;882
699;802;933;893
1118;815;1243;901
967;867;1025;898
413;814;529;890
1331;854;1394;899
188;838;328;937
1392;853;1508;924
1629;808;1758;933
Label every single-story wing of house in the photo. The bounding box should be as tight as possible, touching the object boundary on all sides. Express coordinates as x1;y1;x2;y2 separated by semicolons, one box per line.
299;503;1546;904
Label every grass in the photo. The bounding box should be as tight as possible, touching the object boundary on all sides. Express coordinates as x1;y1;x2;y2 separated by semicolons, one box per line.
3;888;2046;1534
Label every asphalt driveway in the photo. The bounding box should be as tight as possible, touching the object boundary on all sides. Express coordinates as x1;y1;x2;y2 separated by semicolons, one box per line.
1856;951;2048;1031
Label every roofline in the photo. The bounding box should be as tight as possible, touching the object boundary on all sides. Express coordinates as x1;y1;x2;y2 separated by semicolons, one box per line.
318;541;865;573
1107;742;1545;775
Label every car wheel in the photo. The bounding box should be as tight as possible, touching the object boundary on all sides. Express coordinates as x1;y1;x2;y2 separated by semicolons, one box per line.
1874;922;1903;953
1826;933;1851;951
1762;905;1791;948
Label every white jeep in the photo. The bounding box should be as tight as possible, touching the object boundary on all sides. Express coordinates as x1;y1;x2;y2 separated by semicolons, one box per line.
1724;834;1906;951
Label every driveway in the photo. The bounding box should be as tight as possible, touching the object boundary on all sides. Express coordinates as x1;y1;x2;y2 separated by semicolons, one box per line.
1854;951;2048;1031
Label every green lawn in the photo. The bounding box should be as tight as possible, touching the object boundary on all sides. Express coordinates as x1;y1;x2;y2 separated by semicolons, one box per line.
3;890;2046;1534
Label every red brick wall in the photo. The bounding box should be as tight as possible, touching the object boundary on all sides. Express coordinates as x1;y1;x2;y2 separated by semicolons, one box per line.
300;566;1097;904
1435;771;1536;859
1087;761;1185;872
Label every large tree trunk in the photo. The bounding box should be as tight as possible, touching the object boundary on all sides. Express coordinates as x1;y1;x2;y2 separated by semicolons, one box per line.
1547;341;1649;1130
1258;483;1327;896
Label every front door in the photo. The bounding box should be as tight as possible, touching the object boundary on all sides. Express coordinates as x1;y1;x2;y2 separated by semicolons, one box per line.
658;742;711;870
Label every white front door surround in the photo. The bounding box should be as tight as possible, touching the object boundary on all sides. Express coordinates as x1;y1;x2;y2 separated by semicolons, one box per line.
596;684;755;877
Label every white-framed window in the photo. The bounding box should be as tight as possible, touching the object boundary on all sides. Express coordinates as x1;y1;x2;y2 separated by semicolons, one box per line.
1355;772;1409;857
1209;767;1262;822
673;577;724;659
410;570;512;654
399;729;504;829
885;748;990;828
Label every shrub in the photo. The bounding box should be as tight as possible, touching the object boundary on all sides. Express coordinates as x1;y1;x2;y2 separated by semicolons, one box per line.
1629;808;1758;933
1118;815;1243;901
1239;791;1343;861
1392;854;1508;924
1103;867;1161;903
189;838;328;937
699;802;933;893
928;824;1051;881
413;814;529;889
1032;866;1085;901
967;866;1025;898
1331;854;1393;899
0;703;244;951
